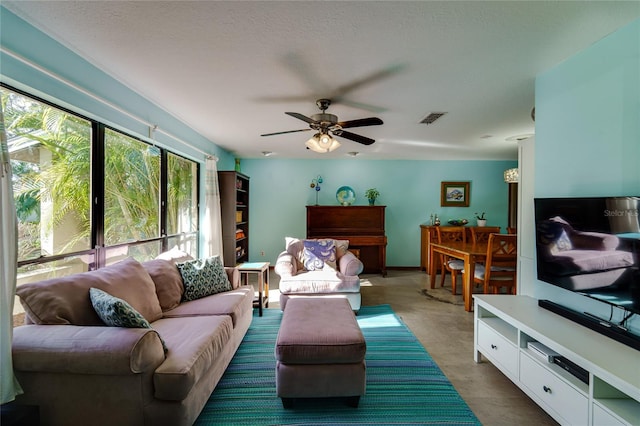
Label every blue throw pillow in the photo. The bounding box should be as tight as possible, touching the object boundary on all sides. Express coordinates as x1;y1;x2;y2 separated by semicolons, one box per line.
303;239;337;271
176;255;232;301
89;288;168;353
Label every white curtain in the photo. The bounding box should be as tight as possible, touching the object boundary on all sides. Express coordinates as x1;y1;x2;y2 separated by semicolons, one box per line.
0;106;23;403
203;156;224;261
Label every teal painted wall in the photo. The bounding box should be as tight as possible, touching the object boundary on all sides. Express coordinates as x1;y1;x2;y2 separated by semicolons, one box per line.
535;20;640;197
530;19;640;333
237;159;516;266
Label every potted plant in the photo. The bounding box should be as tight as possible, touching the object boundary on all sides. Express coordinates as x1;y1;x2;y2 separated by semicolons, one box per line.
475;212;487;227
365;188;380;206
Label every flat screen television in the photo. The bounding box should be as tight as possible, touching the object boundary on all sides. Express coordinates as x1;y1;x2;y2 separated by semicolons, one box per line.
534;196;640;319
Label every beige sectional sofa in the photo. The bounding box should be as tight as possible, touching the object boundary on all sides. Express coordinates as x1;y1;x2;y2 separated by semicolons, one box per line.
12;256;254;426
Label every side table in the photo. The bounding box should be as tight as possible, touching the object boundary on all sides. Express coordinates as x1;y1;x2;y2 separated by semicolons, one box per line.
237;262;270;316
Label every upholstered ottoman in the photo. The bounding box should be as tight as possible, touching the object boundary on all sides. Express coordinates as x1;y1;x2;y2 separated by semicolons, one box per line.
275;297;366;408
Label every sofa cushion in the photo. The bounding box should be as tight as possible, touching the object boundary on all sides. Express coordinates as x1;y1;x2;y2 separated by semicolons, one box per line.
142;259;184;311
285;237;305;269
16;257;163;325
302;239;337;271
176;256;232;301
162;287;253;327
12;325;166;375
545;249;634;276
152;315;233;401
89;288;168;353
279;270;360;294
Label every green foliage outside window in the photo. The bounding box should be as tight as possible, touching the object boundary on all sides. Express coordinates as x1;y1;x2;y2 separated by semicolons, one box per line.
2;87;199;266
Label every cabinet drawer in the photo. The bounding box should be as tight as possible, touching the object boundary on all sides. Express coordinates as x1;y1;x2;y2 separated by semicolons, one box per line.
520;353;588;425
477;321;518;376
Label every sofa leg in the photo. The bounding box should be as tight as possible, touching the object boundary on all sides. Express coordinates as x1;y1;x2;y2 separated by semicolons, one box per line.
346;396;360;408
281;397;294;408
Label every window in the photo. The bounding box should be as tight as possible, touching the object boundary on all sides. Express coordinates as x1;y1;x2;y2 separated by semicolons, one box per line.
167;152;199;257
4;89;92;261
104;129;160;245
2;85;200;325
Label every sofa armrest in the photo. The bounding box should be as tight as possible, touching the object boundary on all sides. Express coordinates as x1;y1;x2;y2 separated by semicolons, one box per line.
571;231;620;251
275;251;297;277
339;250;364;276
12;325;166;375
225;266;241;289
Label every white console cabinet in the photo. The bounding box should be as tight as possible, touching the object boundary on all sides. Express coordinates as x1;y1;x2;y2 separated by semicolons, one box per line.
474;295;640;426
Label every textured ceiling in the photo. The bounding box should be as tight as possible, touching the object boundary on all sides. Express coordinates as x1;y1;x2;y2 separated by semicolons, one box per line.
3;1;639;159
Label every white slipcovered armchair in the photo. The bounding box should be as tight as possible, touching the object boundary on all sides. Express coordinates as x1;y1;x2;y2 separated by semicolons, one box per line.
274;237;364;311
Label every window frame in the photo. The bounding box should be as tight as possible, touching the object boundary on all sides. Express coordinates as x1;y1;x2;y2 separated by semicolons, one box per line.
3;83;200;272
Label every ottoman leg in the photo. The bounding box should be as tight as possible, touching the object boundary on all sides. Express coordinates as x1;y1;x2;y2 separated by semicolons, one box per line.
281;398;294;409
346;396;360;408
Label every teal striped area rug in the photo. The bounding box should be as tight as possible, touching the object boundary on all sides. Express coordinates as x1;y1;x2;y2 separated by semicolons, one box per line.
194;304;480;425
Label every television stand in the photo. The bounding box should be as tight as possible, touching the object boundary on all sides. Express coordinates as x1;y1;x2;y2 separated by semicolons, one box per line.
474;295;640;426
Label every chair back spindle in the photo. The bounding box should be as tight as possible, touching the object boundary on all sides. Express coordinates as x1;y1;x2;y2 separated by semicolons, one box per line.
480;233;517;294
435;226;467;294
470;226;501;244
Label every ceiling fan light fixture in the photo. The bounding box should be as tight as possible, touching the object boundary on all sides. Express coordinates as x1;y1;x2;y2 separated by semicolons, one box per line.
306;133;341;153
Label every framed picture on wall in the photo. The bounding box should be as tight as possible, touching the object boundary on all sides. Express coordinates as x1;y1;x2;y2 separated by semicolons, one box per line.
441;181;470;207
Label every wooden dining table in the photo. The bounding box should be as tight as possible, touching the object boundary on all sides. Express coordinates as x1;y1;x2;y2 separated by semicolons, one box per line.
429;240;490;312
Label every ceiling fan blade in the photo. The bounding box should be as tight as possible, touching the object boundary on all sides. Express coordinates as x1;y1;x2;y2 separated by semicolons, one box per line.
337;117;383;129
261;128;311;137
333;130;375;146
285;112;317;124
330;64;406;100
254;94;311;103
337;99;388;113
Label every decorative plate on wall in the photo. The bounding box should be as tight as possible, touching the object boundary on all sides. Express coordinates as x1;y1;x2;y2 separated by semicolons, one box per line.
336;186;356;206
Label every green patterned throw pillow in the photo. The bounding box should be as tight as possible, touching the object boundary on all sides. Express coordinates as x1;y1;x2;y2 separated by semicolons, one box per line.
176;255;232;302
89;288;168;353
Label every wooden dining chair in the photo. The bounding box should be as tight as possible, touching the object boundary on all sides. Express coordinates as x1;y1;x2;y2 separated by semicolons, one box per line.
470;226;501;244
435;226;466;294
507;227;517;234
472;233;517;294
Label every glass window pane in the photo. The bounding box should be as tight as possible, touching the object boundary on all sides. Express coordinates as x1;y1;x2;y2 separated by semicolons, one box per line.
104;240;162;265
167;153;198;235
2;88;92;261
104;129;160;245
167;233;198;259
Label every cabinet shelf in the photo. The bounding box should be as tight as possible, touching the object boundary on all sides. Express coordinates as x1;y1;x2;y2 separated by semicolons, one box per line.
474;295;640;426
479;317;517;345
220;171;250;267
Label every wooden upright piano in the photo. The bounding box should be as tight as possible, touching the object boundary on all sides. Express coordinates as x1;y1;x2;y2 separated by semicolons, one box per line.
306;205;387;276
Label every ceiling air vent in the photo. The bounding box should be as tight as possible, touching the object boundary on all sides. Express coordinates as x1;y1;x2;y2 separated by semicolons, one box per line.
420;112;447;125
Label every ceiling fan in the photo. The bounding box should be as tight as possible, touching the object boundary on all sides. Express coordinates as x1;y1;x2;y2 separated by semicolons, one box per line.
260;99;383;152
